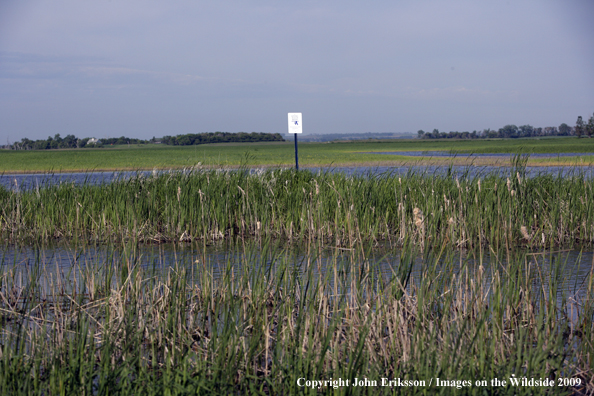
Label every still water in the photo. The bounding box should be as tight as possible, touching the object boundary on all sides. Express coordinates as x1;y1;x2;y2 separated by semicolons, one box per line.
2;241;592;307
2;162;594;190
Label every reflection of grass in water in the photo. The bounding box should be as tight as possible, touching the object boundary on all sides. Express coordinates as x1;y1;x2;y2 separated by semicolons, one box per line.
1;161;593;249
0;241;591;394
2;137;594;172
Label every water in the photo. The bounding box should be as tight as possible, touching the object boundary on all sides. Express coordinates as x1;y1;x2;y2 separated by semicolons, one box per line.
2;241;592;306
364;151;594;158
0;170;144;190
3;163;594;190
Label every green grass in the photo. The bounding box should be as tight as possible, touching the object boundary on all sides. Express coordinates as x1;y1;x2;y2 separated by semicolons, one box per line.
0;241;591;394
2;137;594;172
363;136;594;154
1;161;593;248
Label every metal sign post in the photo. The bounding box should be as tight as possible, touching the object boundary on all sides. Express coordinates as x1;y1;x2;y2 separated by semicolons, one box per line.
288;113;302;170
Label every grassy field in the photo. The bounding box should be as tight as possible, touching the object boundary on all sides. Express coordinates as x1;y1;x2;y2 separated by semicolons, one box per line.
0;241;591;394
2;137;594;173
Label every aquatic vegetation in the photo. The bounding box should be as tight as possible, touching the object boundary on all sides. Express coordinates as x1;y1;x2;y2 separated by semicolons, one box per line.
1;164;593;249
1;163;592;393
0;242;590;394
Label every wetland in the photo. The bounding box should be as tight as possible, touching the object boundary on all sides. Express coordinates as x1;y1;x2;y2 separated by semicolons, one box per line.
0;143;593;394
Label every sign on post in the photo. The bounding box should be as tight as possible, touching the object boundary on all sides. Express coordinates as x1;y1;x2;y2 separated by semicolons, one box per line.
288;113;302;170
288;113;302;134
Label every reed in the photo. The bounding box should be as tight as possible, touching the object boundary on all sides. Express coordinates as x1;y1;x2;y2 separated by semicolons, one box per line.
1;164;593;249
0;241;591;394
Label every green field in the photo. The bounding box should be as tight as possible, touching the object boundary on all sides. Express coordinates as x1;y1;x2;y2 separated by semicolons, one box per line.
2;137;594;172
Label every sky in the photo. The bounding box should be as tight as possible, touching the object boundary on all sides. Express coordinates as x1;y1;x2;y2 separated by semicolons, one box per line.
1;0;593;143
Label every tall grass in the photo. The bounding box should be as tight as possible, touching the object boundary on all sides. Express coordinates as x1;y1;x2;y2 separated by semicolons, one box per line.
0;241;591;394
1;164;593;249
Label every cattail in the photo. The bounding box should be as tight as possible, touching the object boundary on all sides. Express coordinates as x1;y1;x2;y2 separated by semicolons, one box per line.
507;178;512;191
520;226;530;240
516;172;521;185
511;190;515;197
478;179;481;192
413;207;425;246
177;186;181;202
413;207;424;228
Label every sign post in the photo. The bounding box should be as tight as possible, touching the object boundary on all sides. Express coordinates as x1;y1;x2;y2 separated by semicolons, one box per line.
288;113;302;170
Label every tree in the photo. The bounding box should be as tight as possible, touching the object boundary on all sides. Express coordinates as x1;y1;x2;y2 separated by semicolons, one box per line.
575;116;584;138
543;126;558;136
558;123;571;136
63;134;77;148
417;130;425;139
499;125;518;138
519;125;534;138
586;113;594;138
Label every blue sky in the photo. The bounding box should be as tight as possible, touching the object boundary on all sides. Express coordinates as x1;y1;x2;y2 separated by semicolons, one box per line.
1;0;593;143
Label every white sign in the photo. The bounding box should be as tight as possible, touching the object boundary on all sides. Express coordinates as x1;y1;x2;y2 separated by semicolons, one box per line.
288;112;302;134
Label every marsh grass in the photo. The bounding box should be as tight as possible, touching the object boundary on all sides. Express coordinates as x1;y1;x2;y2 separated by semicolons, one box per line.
0;241;591;394
1;161;593;249
1;162;593;393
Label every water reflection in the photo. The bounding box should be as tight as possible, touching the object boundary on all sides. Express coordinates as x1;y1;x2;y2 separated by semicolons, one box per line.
2;241;592;307
2;163;594;190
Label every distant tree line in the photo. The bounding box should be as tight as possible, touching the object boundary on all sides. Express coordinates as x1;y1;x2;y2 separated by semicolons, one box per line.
417;114;594;140
418;123;571;140
9;134;151;150
161;132;284;146
8;132;284;150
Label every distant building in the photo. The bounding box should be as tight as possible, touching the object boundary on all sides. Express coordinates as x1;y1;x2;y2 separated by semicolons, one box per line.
87;138;99;144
